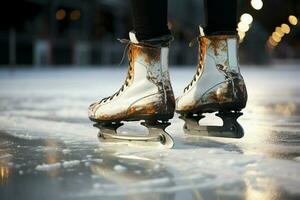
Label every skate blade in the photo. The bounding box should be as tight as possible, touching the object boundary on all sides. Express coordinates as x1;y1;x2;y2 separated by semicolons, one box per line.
183;125;244;138
94;122;174;148
179;112;244;139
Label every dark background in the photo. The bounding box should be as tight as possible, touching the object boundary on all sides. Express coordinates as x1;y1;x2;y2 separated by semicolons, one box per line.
0;0;299;66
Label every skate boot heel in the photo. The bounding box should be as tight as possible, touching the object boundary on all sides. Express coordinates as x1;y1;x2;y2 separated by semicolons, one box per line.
218;101;246;112
127;91;175;122
201;76;248;113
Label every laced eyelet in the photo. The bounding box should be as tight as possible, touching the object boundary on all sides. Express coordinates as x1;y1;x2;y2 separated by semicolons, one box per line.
99;43;135;103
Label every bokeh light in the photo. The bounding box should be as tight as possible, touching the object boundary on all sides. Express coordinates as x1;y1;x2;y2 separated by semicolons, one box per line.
237;13;254;43
251;0;263;10
238;22;250;32
281;23;290;34
240;13;253;25
56;9;66;21
288;15;298;25
268;36;278;47
271;32;281;42
275;27;284;37
273;31;283;38
70;10;81;21
238;31;245;40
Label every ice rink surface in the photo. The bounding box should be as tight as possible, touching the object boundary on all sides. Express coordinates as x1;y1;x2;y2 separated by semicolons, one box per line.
0;65;300;200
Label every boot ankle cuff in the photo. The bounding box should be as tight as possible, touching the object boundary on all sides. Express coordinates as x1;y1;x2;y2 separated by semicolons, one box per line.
130;31;174;47
205;31;237;36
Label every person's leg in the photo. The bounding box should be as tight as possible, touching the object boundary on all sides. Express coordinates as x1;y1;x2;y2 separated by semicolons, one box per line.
131;0;170;40
205;0;237;35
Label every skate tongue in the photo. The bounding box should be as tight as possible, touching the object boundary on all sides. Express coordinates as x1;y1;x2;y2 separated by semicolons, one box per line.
199;26;205;37
129;32;139;44
189;26;205;47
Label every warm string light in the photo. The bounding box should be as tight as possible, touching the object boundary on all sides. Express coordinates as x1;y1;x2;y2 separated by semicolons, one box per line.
288;15;298;25
237;13;253;43
70;10;81;21
56;9;81;21
267;15;298;49
238;0;264;42
56;9;66;21
251;0;263;10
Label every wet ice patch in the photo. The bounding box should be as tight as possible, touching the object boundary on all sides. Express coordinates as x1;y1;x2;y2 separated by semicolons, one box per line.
84;162;91;167
113;165;127;172
92;159;103;163
62;160;80;168
153;164;161;171
36;163;61;171
36;160;81;171
294;156;300;162
0;154;13;159
36;146;59;152
62;149;71;154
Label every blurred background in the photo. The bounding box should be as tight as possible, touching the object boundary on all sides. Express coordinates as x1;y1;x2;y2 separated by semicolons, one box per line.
0;0;299;67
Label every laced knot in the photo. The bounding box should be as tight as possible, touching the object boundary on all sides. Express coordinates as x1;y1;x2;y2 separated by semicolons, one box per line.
100;41;134;104
184;36;203;92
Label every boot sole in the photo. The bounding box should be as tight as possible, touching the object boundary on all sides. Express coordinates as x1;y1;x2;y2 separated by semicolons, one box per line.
90;113;174;124
176;101;246;115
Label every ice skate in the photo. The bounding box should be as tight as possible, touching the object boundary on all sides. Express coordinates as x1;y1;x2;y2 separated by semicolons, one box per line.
89;32;175;148
176;28;247;138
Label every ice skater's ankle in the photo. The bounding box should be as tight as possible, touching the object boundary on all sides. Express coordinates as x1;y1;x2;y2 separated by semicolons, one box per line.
131;31;174;47
204;30;237;36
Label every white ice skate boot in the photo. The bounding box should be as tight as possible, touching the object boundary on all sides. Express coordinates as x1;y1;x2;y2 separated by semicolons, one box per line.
89;32;175;148
177;29;247;138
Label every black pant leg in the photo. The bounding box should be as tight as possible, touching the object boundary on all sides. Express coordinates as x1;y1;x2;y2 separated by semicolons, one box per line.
205;0;237;35
131;0;170;40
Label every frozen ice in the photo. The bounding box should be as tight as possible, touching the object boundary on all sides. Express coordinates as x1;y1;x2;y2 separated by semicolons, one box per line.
113;164;127;172
0;154;13;159
35;163;61;171
294;156;300;162
92;158;103;163
62;160;81;168
62;149;71;154
0;66;300;199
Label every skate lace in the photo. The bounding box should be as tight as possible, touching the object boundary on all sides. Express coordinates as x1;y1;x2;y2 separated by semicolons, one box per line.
184;37;203;93
100;41;133;104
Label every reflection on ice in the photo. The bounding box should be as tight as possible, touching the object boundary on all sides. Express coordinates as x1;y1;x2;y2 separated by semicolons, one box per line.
0;167;10;185
44;140;62;177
